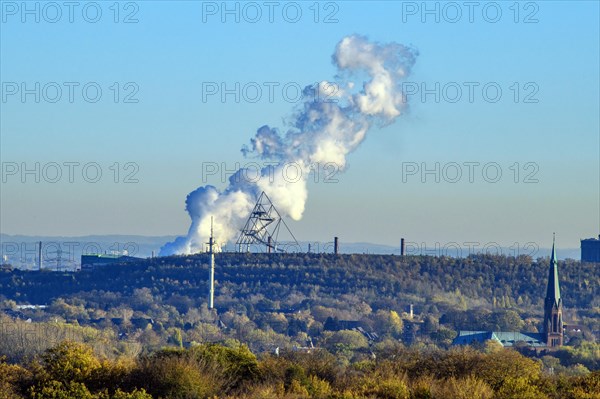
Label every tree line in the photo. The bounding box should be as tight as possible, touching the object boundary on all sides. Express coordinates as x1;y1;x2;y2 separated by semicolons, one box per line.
1;339;599;398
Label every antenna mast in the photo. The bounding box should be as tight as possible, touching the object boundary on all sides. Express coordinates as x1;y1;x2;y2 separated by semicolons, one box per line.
38;241;42;271
208;216;215;309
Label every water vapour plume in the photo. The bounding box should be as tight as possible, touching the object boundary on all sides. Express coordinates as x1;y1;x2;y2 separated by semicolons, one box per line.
160;35;418;255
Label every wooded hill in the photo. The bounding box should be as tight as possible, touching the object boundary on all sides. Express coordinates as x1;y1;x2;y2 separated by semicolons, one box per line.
1;253;598;333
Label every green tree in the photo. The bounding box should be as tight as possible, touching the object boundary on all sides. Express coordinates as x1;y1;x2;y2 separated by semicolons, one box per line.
372;310;404;337
39;341;101;384
0;357;29;399
495;377;548;399
491;310;525;331
109;389;153;399
431;376;493;399
322;330;369;355
29;380;93;399
478;350;542;390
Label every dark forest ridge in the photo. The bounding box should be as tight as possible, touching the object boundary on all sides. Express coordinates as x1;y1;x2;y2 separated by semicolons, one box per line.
1;252;597;316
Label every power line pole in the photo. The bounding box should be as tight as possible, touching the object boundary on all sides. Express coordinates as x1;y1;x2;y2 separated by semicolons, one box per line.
208;216;215;309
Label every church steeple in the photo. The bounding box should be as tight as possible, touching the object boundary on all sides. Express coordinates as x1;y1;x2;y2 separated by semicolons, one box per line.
546;234;561;305
544;234;563;347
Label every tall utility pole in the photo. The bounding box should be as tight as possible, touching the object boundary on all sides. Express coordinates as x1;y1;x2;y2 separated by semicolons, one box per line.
208;217;215;309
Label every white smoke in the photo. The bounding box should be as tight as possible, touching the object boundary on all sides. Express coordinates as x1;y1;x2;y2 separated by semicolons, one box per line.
160;35;418;255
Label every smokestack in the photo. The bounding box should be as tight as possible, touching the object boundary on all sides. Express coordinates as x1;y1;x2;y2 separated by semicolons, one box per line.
151;250;155;258
208;217;215;309
409;304;414;319
401;238;405;256
334;237;339;255
38;241;42;271
308;243;311;253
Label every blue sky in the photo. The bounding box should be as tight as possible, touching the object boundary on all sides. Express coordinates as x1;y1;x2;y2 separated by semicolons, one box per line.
1;1;598;250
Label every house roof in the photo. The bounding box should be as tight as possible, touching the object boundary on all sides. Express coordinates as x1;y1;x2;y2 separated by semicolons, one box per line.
453;330;546;347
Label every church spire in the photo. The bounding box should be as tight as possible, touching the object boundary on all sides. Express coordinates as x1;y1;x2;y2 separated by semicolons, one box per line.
544;233;563;347
546;233;561;305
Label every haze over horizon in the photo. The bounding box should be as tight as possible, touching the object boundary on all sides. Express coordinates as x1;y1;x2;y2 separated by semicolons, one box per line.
1;2;599;250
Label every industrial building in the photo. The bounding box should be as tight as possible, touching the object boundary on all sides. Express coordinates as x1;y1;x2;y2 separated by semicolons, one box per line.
581;235;600;262
80;254;140;270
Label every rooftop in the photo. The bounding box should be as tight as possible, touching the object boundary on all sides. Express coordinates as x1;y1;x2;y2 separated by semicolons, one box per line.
453;330;546;348
581;235;600;242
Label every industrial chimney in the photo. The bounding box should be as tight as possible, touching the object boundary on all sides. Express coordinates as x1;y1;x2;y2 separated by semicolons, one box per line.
401;238;405;256
38;241;42;271
334;237;339;255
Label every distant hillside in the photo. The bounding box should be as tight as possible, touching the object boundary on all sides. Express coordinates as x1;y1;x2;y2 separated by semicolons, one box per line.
1;252;598;364
1;253;597;318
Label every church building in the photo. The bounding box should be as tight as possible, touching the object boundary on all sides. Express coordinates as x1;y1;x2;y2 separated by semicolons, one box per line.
453;237;564;348
543;237;563;347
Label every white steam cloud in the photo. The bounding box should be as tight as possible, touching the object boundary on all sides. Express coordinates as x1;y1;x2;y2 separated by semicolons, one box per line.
160;35;418;255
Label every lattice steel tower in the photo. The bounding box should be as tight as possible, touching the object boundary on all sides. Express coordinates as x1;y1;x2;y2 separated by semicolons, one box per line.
236;191;299;253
